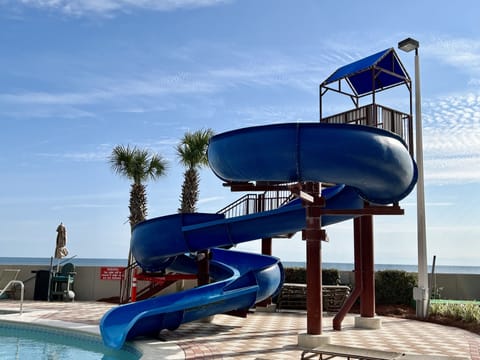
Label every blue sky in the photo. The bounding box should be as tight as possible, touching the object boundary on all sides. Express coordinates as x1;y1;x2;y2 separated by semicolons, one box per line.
0;0;479;268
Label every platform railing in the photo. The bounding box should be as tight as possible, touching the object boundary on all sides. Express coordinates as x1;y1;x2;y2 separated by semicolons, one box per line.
321;103;413;156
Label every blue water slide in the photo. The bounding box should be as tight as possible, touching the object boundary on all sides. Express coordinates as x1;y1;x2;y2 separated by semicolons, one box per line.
208;123;417;205
100;248;283;349
100;122;417;349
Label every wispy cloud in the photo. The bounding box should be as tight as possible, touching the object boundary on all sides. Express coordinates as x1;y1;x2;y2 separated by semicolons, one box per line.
425;37;480;75
198;196;224;204
8;0;231;17
51;203;117;210
0;46;344;119
0;190;125;206
422;91;480;184
37;150;109;162
35;138;180;164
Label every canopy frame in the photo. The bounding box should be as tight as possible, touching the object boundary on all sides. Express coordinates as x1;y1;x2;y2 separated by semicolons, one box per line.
319;48;412;119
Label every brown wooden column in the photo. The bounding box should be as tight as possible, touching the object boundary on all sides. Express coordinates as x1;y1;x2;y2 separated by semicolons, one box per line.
306;234;323;334
261;237;272;255
302;182;326;335
360;215;375;317
197;251;210;286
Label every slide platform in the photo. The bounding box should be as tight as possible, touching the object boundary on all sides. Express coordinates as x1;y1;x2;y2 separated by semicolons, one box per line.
100;123;417;349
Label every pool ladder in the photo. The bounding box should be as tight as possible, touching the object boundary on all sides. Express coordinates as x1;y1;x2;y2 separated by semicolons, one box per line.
0;280;24;314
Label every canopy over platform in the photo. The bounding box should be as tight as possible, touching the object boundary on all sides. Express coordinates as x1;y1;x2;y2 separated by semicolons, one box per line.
320;48;411;112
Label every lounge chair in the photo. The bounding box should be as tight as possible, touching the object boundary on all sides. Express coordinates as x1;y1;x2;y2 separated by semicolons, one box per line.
0;269;21;299
300;344;470;359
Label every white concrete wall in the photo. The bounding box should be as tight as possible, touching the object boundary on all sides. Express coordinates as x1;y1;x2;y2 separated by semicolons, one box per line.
0;265;197;302
1;264;479;302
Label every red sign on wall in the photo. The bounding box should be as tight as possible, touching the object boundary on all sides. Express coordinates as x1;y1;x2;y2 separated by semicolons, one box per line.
100;267;125;280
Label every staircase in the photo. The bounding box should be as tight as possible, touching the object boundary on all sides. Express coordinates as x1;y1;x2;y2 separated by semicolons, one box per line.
135;272;197;301
217;185;296;238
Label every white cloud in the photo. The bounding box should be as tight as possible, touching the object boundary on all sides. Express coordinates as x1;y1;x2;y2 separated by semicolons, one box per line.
34;138;180;164
198;196;224;204
422;91;480;184
15;0;231;16
0;47;344;119
425;37;480;74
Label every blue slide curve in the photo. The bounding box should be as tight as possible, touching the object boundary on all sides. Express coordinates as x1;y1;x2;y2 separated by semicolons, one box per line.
100;123;417;349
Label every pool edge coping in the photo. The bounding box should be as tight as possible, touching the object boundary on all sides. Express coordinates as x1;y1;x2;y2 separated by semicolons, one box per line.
0;310;184;360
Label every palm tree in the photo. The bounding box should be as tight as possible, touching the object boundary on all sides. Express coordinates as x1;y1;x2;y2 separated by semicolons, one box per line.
176;129;214;287
109;145;168;230
109;145;168;303
176;128;214;213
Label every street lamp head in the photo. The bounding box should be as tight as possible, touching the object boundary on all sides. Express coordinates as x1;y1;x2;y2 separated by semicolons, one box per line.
398;37;419;52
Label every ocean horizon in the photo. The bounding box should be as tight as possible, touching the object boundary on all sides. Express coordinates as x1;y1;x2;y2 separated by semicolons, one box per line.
0;257;479;274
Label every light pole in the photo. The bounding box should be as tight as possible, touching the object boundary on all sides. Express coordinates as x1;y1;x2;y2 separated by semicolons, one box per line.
398;37;428;318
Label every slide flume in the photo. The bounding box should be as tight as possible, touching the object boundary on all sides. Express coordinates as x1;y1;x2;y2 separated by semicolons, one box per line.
100;123;417;349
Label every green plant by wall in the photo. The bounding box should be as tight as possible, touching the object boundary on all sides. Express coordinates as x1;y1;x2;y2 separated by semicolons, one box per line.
375;270;417;306
284;267;340;285
430;303;480;323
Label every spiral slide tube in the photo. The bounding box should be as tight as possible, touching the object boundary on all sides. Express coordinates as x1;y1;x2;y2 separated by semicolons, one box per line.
100;123;416;349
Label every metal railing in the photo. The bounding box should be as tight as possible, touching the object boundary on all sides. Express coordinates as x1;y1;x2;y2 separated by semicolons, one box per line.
0;280;24;314
321;104;413;156
119;261;137;304
217;187;294;219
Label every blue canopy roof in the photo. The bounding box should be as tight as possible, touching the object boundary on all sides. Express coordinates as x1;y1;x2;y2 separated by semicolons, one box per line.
322;48;408;96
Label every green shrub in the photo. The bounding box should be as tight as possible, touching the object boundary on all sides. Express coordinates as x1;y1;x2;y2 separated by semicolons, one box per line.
284;267;305;283
430;303;480;323
283;267;340;285
323;269;341;285
375;270;417;306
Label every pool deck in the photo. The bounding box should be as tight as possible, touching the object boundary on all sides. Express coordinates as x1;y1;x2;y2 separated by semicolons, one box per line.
0;300;479;359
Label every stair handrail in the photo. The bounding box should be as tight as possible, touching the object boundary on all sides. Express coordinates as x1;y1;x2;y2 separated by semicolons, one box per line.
119;260;138;304
218;184;295;219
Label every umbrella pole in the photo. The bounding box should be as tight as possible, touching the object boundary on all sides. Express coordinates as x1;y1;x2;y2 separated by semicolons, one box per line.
48;256;54;302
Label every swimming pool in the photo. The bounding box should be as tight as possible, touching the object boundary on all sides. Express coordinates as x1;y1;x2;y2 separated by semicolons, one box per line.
0;321;141;360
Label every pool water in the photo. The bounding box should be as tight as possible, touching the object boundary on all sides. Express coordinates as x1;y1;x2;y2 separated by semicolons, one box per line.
0;322;140;360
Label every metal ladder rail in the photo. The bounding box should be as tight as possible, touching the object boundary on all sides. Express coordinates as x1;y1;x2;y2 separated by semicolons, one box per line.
0;280;24;314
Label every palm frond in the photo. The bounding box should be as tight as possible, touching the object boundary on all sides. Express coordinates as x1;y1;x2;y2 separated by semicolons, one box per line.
176;128;214;169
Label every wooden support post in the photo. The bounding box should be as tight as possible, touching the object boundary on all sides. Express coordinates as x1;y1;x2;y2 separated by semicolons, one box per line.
197;250;210;287
306;235;323;334
303;182;326;335
261;237;272;256
360;215;375;317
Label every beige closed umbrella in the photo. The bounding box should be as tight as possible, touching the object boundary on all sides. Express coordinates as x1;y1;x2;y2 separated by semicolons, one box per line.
49;222;69;300
55;222;68;259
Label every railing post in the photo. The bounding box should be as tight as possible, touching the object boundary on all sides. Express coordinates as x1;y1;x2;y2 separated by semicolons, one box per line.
131;267;137;302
